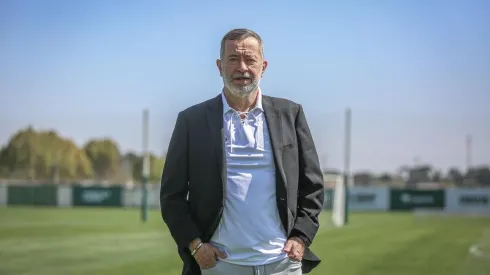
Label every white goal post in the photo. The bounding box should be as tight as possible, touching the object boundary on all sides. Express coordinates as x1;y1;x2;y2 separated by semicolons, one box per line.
332;174;349;227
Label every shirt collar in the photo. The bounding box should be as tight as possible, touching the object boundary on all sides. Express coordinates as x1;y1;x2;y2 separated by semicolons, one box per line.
221;88;264;116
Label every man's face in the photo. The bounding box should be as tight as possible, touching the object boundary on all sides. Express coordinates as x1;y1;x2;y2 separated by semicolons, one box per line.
217;37;267;98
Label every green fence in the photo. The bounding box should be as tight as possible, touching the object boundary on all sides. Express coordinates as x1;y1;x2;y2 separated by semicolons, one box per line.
7;185;58;206
72;185;123;207
324;189;333;210
3;184;451;211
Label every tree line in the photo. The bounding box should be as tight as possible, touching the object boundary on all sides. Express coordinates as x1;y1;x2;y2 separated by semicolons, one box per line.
1;126;488;187
348;164;490;187
0;126;165;184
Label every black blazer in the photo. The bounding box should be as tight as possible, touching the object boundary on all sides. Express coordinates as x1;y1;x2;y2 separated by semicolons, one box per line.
160;94;325;274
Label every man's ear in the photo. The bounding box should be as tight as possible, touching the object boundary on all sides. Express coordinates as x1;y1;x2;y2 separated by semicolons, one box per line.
216;59;223;76
261;60;268;76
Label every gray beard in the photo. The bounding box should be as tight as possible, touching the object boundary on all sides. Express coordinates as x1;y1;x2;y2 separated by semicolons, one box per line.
223;76;261;98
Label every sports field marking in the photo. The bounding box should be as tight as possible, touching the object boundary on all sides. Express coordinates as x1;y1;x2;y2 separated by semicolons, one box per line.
469;243;490;259
468;227;490;259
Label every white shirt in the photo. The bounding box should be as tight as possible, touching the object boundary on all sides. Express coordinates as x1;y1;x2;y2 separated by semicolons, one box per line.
209;89;288;266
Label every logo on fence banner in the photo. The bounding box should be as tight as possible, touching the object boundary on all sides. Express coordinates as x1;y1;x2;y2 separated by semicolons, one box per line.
72;186;122;207
351;193;376;203
390;190;444;210
459;195;489;206
81;190;111;204
399;193;435;204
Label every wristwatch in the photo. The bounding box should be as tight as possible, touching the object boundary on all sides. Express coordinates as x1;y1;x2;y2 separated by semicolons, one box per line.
296;234;310;246
290;230;311;247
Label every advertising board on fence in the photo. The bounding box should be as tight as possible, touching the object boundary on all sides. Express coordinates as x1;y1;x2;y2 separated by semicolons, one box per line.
7;185;58;206
348;187;389;211
123;187;160;208
0;184;7;206
324;189;333;210
324;187;389;211
72;186;122;207
390;189;445;210
445;188;490;213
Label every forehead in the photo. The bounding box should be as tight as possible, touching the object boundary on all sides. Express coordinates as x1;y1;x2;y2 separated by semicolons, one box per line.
223;37;261;56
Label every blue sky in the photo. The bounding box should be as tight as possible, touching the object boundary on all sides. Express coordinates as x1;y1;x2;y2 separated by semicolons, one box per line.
1;0;489;174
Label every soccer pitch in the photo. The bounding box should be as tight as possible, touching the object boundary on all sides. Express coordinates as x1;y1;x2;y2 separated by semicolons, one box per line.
1;207;489;275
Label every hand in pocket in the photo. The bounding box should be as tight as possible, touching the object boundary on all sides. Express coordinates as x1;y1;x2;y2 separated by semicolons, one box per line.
194;243;227;270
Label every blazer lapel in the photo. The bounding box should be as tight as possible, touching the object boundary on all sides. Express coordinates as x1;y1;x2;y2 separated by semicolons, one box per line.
262;96;288;189
205;94;225;187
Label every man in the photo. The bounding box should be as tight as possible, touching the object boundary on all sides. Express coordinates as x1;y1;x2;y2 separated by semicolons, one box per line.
160;28;325;275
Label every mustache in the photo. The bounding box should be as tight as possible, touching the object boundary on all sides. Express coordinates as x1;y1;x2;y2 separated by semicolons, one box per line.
232;72;252;79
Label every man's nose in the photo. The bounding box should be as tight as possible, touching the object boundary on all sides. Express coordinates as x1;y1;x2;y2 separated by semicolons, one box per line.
237;61;247;72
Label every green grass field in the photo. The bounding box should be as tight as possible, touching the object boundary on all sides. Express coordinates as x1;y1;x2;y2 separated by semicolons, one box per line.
1;207;489;275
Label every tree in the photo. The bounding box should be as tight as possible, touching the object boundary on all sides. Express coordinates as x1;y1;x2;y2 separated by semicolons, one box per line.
476;167;490;186
123;152;165;183
378;173;392;182
447;167;464;185
466;166;490;186
0;146;8;177
0;127;93;180
83;139;121;180
431;170;442;182
149;154;165;182
0;126;39;179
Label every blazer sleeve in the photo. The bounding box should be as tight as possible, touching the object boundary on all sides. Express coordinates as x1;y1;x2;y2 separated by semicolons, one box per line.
290;104;325;246
160;111;202;250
